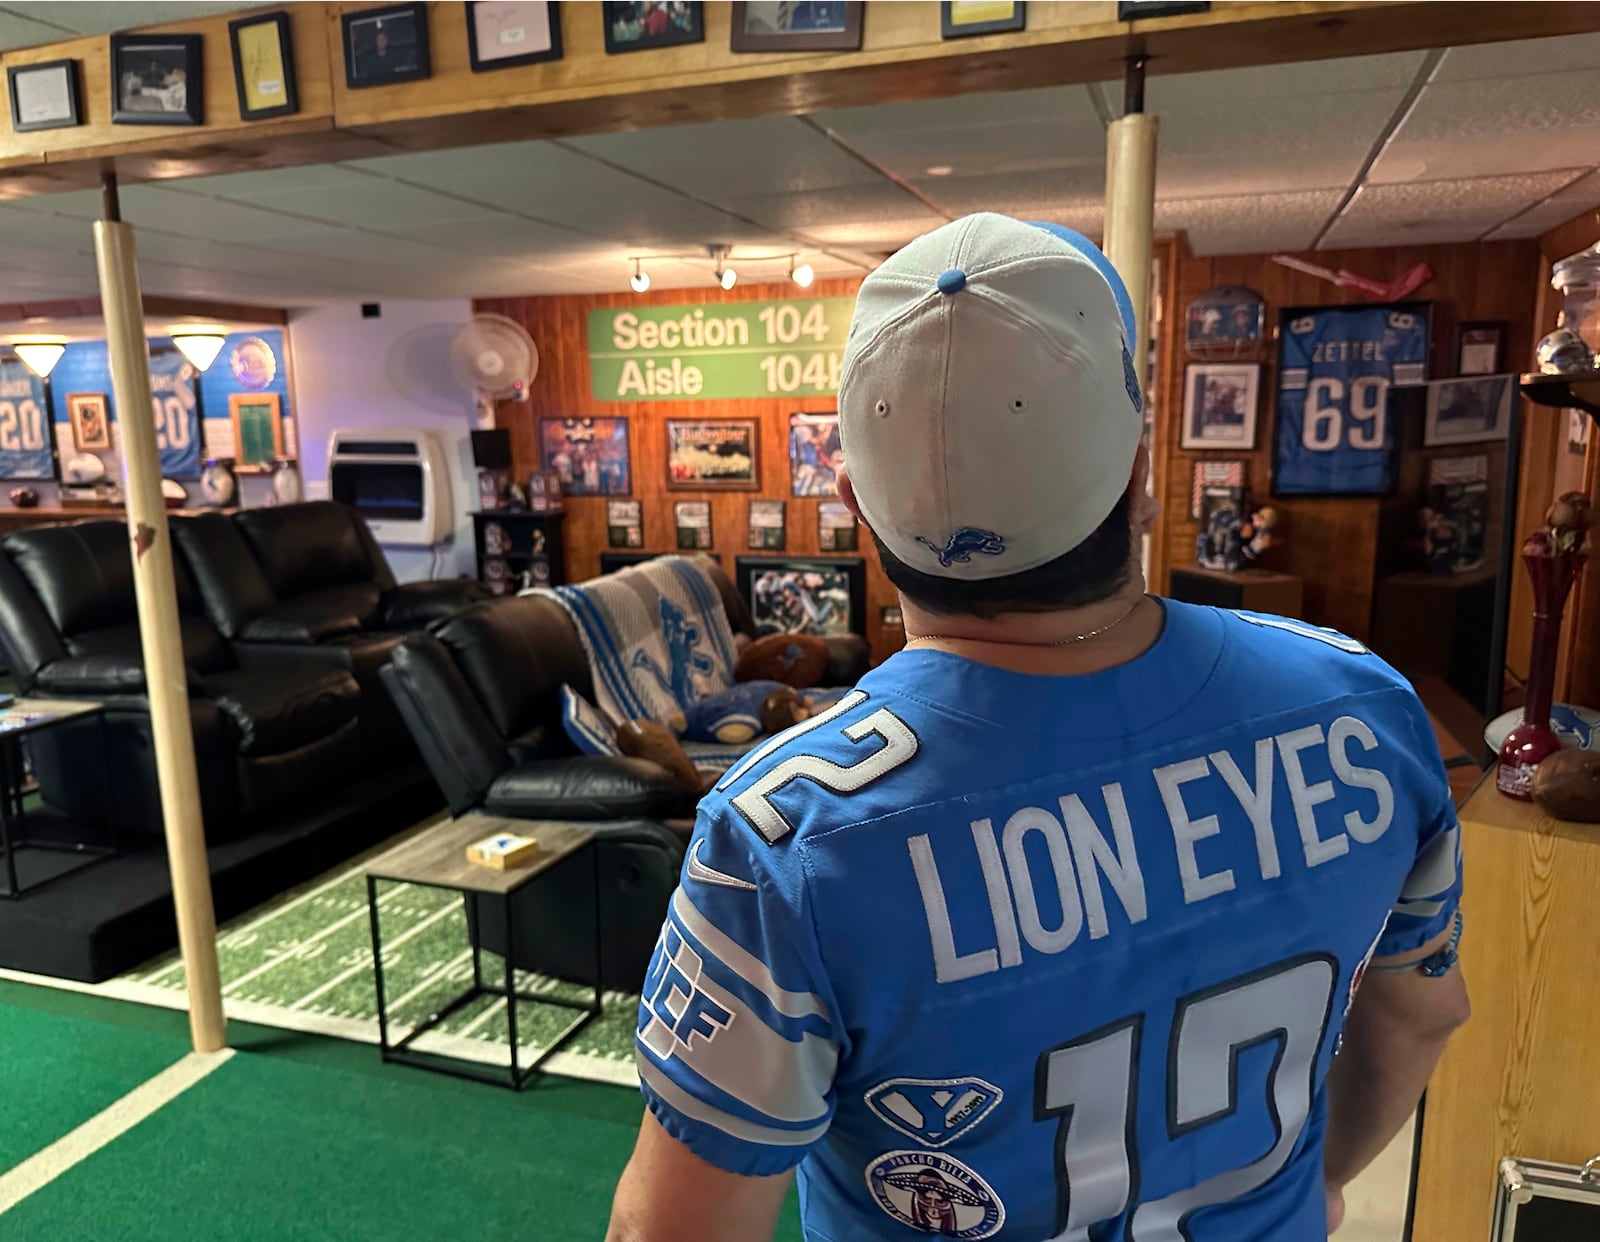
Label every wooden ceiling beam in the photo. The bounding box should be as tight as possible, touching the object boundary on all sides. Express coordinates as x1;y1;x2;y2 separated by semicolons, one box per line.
1;1;1596;199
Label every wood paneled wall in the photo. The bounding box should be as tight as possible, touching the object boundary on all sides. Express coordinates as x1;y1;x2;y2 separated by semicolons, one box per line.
1152;239;1542;643
475;279;914;659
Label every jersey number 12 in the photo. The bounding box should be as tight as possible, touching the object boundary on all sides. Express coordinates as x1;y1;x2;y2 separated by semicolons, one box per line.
1036;954;1337;1240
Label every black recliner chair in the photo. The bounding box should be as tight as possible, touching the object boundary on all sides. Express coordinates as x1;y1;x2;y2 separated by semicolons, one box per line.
0;521;364;838
382;594;691;993
173;502;488;752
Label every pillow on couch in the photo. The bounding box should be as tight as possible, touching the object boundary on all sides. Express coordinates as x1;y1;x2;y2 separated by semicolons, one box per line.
560;685;623;758
735;632;830;687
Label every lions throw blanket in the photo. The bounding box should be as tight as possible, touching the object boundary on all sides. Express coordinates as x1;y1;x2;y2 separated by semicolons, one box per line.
528;556;740;728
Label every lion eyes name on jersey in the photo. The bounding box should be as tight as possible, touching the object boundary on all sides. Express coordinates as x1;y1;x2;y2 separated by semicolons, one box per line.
912;715;1396;985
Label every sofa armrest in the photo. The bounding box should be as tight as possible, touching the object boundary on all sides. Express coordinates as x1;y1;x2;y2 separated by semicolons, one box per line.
382;635;512;813
34;655;150;696
822;635;871;686
239;609;363;645
483;756;694;822
381;580;491;630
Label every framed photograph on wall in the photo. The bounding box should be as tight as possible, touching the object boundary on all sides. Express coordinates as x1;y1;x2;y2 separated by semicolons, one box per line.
789;411;841;496
342;3;430;88
731;1;863;51
1424;375;1514;447
817;500;857;551
940;1;1025;38
110;33;202;125
229;392;285;472
1455;322;1506;376
736;556;865;638
229;11;297;120
674;500;712;550
1190;459;1246;519
67;392;112;452
467;1;563;71
602;1;703;53
540;417;631;495
7;59;81;132
748;499;786;550
1180;362;1259;450
666;418;759;489
607;498;643;548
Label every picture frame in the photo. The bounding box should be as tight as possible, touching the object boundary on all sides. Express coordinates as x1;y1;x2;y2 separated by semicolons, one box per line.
1190;459;1246;519
110;33;203;126
467;1;563;71
7;59;81;132
607;498;644;548
674;499;713;551
748;498;786;550
731;1;863;51
666;419;759;490
1424;375;1514;447
602;1;704;53
1180;362;1260;450
341;3;431;89
539;417;631;496
1185;286;1266;360
940;1;1025;38
1456;321;1507;377
229;392;285;472
736;556;866;638
229;11;298;121
881;605;903;628
67;393;112;452
817;500;858;552
789;411;841;497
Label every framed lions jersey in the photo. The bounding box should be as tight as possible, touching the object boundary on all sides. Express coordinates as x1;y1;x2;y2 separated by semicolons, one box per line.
0;360;55;481
1273;305;1429;496
148;349;203;479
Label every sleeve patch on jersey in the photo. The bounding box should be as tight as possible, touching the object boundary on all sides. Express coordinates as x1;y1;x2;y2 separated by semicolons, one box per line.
864;1077;1003;1149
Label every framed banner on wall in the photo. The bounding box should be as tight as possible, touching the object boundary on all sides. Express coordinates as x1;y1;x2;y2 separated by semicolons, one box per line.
1273;304;1429;496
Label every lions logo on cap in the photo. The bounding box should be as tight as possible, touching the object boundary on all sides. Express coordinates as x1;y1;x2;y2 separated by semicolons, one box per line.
916;528;1005;568
866;1150;1004;1238
1122;341;1143;416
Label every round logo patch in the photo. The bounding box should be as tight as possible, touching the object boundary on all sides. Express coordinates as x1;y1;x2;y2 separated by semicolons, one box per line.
230;337;277;390
865;1150;1004;1239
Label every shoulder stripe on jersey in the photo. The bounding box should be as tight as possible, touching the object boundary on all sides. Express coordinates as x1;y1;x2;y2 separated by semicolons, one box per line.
716;688;868;791
637;1056;831;1149
1233;611;1368;654
1400;823;1459;899
673;888;833;1025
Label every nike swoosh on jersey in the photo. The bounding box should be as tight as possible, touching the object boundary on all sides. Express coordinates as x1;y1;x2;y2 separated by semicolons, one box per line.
687;839;757;891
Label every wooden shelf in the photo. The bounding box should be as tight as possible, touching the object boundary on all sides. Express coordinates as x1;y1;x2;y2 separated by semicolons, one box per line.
1519;372;1600;419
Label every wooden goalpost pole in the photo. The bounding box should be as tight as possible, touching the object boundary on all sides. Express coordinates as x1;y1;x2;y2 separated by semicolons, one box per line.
1104;56;1159;378
92;172;226;1054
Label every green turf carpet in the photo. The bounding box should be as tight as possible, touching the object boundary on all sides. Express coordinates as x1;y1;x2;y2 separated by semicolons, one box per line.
0;1004;187;1169
40;820;641;1087
0;1033;803;1241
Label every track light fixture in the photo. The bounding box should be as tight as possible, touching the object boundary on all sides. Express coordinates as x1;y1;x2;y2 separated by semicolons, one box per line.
718;266;738;290
790;261;814;288
629;259;650;293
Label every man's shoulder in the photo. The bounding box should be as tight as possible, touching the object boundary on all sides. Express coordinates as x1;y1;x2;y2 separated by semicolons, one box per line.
1212;608;1411;693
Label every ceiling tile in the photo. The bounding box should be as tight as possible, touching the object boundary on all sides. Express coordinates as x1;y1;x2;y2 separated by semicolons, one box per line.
798;214;948;250
911;167;1104;219
0;2;256;39
1434;32;1600;82
1157;189;1345;256
0;10;72;49
1151;51;1428;102
567;117;882;196
1485;169;1600;240
717;182;936;232
1367;69;1600;183
1320;170;1584;249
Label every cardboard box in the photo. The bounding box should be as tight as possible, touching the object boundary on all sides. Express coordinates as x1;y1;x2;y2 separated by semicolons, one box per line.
466;832;539;870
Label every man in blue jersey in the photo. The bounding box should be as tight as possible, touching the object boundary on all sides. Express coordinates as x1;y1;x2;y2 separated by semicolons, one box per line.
607;213;1468;1241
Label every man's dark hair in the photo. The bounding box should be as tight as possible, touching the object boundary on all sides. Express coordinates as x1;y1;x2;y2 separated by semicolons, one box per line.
873;492;1133;620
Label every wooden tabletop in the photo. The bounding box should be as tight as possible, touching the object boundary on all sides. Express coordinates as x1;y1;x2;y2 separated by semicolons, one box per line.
365;814;593;895
0;697;105;738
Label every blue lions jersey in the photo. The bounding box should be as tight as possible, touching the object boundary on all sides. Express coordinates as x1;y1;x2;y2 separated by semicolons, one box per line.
637;601;1461;1241
1275;306;1428;495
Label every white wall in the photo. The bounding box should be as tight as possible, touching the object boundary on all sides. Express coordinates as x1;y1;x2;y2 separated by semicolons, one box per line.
286;299;476;581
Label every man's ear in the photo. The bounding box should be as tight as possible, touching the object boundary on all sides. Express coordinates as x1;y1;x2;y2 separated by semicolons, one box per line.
1128;443;1160;535
837;466;864;521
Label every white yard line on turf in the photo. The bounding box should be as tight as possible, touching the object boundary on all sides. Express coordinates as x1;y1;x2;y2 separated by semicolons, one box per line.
222;883;423;996
382;949;474;1017
0;1049;235;1215
286;899;464;1011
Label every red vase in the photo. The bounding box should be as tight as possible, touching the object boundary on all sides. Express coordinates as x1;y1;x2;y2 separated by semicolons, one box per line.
1497;553;1581;800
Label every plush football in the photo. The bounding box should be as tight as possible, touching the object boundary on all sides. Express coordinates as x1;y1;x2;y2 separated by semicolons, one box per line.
668;680;790;745
1532;748;1600;823
735;632;830;688
616;718;704;794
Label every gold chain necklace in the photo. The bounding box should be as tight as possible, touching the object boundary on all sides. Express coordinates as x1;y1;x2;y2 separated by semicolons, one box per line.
906;597;1143;648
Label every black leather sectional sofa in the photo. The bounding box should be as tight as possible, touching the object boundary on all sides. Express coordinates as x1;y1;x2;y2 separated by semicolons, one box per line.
0;501;488;840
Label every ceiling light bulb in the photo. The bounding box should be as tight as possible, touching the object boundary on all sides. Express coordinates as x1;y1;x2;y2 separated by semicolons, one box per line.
11;339;66;378
172;332;226;371
629;263;651;293
791;262;815;288
719;266;737;291
925;165;953;177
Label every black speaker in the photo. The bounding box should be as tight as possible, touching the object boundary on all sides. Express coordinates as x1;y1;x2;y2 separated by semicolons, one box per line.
471;429;513;470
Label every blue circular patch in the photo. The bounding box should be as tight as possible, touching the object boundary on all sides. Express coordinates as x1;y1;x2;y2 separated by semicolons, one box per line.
936;268;968;295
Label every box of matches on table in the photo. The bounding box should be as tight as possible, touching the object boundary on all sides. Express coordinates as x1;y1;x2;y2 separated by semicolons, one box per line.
466;831;540;870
